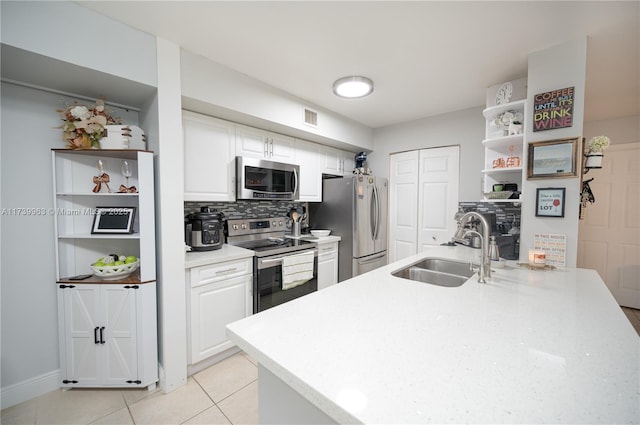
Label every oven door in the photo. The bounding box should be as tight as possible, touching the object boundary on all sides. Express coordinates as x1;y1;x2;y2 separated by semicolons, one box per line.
236;156;299;200
254;249;318;313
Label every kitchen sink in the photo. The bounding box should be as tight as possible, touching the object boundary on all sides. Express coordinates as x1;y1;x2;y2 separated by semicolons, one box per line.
392;258;475;287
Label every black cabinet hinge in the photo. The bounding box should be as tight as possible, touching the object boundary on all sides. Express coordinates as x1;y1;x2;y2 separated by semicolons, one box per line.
126;380;142;384
59;284;76;289
62;379;78;384
124;285;139;289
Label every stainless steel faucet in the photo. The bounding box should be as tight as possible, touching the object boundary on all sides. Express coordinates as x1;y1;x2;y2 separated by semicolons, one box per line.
458;212;491;283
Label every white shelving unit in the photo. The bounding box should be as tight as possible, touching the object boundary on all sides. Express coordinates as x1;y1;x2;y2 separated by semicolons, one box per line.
481;93;527;202
52;148;158;389
52;149;156;282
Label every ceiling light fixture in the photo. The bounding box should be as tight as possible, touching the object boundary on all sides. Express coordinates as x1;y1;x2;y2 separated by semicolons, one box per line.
333;76;374;99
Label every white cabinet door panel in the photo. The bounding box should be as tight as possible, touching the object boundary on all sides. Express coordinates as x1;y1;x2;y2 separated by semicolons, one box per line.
294;140;322;202
103;286;137;385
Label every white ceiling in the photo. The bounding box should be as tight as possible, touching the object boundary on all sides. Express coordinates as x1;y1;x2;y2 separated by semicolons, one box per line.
78;1;639;129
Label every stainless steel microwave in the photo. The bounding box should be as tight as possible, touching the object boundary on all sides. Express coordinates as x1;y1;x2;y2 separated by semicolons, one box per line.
236;157;300;200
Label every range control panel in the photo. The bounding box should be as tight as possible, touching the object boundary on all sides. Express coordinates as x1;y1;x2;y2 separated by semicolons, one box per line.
227;217;287;237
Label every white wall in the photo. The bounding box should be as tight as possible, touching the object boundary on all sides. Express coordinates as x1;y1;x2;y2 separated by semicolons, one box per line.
180;49;373;151
369;106;485;202
520;38;588;267
1;1;157;88
0;82;140;402
584;115;640;144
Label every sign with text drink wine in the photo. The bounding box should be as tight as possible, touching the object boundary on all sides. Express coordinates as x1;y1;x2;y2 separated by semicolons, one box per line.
533;87;574;132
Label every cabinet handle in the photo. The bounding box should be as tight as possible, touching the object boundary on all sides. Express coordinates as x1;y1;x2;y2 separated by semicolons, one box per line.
124;285;139;289
59;284;76;289
270;140;274;157
264;140;269;157
94;327;100;344
99;326;105;344
215;267;239;275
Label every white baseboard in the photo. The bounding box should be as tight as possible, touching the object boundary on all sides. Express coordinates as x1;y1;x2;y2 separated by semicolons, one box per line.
1;370;61;409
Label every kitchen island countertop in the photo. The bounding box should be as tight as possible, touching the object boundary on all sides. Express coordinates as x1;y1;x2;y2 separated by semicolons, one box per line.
227;245;640;424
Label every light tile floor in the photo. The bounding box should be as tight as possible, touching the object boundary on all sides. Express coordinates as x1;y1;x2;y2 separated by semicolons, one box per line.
1;352;258;425
4;310;640;425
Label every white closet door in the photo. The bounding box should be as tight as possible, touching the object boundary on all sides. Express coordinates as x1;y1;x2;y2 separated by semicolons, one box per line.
389;151;419;262
417;146;460;250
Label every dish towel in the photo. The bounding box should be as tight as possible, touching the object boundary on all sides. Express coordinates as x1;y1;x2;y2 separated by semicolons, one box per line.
282;251;314;290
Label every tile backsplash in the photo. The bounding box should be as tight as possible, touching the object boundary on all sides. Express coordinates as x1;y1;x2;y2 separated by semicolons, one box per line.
457;201;521;230
184;201;308;221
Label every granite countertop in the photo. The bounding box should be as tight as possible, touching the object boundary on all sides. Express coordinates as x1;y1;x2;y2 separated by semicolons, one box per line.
227;245;640;424
185;244;254;269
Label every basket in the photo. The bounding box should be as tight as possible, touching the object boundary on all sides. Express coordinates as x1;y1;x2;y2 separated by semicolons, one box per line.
484;191;514;200
91;259;139;280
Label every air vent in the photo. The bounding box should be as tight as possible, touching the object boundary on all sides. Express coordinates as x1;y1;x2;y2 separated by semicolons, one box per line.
303;108;318;127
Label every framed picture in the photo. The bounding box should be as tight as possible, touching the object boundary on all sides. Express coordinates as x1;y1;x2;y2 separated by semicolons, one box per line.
527;137;579;179
91;207;136;234
535;188;566;218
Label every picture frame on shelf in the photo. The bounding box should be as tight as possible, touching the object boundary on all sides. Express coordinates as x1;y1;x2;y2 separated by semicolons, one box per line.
527;137;580;179
535;188;566;218
91;206;136;234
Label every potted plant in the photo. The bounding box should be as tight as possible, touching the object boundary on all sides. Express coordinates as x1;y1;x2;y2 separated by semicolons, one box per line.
585;135;611;168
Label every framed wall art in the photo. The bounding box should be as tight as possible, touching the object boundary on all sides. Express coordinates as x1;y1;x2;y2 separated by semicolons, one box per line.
527;137;579;179
533;86;574;132
91;206;136;234
535;188;566;218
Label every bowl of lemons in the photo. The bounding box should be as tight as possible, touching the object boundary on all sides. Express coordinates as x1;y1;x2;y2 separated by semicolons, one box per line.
91;255;139;280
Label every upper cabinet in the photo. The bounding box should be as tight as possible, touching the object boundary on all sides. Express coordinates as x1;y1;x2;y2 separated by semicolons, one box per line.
321;146;356;177
235;124;295;163
294;139;322;202
481;78;527;202
183;111;236;202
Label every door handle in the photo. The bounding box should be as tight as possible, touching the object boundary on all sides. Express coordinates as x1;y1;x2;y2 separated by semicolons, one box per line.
292;167;299;199
358;252;386;264
94;327;100;344
373;184;380;240
99;326;105;344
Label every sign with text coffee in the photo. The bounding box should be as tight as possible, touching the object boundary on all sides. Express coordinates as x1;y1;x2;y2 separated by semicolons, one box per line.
533;87;574;132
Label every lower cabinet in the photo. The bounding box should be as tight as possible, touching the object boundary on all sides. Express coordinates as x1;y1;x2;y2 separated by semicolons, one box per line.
57;282;158;388
187;257;253;365
317;241;339;290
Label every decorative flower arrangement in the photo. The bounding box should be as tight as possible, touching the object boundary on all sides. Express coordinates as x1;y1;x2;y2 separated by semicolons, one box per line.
586;135;611;154
57;99;122;149
490;110;524;129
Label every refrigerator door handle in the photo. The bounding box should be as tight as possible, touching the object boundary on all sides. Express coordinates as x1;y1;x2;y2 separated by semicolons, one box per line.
357;251;386;264
372;184;380;240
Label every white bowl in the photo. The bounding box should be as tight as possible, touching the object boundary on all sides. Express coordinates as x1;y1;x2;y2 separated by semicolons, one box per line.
310;230;331;237
91;259;139;280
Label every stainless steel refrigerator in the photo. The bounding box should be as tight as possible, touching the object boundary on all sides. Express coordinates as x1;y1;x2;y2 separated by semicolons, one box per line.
309;175;388;282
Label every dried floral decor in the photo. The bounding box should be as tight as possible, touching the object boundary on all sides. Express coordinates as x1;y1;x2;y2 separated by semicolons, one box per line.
57;99;122;149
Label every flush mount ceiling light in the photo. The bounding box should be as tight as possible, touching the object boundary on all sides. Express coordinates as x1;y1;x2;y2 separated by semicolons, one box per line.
333;76;374;98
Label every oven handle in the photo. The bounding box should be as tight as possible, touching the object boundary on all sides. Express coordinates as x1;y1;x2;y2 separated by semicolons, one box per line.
258;249;318;268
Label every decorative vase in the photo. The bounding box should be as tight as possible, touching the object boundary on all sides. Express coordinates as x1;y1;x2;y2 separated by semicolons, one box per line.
508;123;523;135
585;152;603;168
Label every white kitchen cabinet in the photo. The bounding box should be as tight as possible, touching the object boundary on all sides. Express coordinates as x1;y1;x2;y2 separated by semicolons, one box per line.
236;124;295;163
321;147;355;176
183;111;236;202
294;139;322;202
317;241;339;290
187;257;253;365
57;282;158;388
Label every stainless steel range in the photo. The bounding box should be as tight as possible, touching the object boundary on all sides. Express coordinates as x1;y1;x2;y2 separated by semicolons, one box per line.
226;217;318;313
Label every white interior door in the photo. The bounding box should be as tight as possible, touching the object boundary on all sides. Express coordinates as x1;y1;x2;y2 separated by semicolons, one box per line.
578;142;640;308
389;151;419;262
417;146;460;250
